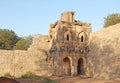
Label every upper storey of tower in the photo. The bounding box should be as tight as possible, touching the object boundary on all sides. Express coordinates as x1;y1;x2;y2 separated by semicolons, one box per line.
49;12;92;42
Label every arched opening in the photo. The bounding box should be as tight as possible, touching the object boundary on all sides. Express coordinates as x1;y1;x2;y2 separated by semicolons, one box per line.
63;57;71;76
64;31;70;42
81;35;83;42
67;34;69;41
78;32;87;43
77;58;84;75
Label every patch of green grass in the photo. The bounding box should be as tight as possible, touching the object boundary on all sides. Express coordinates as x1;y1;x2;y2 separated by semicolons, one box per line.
21;71;33;78
21;72;60;83
3;73;12;78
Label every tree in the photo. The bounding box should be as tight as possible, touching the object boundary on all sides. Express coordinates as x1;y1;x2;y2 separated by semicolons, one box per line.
0;29;19;50
104;13;120;28
15;36;33;50
15;38;26;50
24;36;33;49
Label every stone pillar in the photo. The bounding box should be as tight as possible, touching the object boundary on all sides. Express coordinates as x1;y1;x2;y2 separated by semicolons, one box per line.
52;57;55;76
74;64;78;76
57;56;62;76
53;51;62;76
73;53;78;76
71;65;74;76
73;56;78;76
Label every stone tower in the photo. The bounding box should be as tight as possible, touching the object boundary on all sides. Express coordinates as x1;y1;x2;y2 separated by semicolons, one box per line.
49;12;91;76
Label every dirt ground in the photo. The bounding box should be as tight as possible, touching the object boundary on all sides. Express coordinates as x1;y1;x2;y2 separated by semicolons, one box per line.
17;76;120;83
49;76;120;83
17;79;43;83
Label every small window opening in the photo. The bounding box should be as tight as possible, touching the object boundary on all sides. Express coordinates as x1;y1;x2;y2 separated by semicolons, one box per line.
67;34;69;41
81;36;83;42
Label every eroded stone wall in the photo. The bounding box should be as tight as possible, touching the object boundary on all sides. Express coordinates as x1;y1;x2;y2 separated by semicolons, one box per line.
0;35;51;77
87;23;120;80
0;50;32;77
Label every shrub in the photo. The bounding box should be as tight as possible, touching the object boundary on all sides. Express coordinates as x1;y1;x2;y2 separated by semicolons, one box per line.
21;73;60;83
21;71;33;78
3;73;12;78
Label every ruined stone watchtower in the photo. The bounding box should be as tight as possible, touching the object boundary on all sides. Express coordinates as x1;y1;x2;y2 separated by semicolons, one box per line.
49;12;91;76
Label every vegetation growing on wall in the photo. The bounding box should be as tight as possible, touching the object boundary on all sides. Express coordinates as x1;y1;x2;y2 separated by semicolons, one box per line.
3;73;13;78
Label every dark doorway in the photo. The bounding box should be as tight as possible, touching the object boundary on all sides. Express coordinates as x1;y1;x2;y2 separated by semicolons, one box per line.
77;58;84;75
63;57;71;76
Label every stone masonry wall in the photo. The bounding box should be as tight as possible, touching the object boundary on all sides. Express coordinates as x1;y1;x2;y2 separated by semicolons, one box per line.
87;23;120;80
0;35;51;77
0;50;33;77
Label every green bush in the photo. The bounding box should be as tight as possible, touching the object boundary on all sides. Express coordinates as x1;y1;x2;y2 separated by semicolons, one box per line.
15;35;33;50
3;73;12;78
21;71;33;78
21;73;60;83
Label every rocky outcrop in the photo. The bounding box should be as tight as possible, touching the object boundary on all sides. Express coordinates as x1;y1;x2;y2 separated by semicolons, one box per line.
88;23;120;80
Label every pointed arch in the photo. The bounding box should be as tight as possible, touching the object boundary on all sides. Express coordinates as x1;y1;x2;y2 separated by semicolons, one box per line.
64;31;71;41
78;31;87;43
63;57;71;76
77;58;84;75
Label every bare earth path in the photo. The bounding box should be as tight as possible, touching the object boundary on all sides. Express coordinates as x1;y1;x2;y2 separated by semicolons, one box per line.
17;76;120;83
49;76;120;83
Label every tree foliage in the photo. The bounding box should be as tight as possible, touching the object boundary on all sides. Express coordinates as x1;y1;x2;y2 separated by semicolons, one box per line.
0;29;19;50
15;36;33;50
104;13;120;28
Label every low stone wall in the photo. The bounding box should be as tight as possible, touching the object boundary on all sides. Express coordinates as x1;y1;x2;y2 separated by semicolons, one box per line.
87;23;120;80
